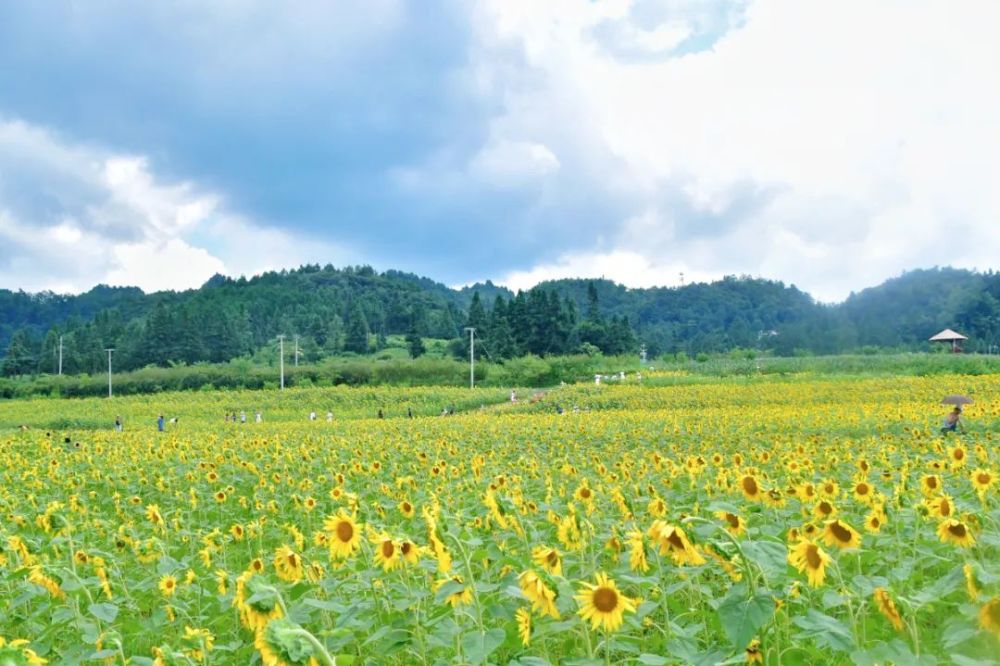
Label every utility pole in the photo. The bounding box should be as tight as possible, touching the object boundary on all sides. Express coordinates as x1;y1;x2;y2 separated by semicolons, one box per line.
277;335;285;390
464;327;476;389
105;348;114;397
58;335;63;375
294;334;300;367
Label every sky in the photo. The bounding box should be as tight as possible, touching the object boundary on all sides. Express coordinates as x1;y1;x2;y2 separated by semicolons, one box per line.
0;0;997;303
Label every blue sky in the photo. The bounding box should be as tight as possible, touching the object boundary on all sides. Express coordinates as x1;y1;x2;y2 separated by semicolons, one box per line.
0;1;997;301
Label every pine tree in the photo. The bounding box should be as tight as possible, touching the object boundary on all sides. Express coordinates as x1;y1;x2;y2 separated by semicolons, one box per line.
344;303;370;354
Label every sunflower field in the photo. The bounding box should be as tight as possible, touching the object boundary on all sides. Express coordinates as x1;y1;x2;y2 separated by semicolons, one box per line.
1;373;998;665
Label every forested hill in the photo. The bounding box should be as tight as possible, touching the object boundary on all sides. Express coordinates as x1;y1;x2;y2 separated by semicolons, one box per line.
1;265;998;376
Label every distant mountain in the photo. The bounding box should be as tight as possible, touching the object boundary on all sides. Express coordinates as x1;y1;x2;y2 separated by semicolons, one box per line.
1;265;997;376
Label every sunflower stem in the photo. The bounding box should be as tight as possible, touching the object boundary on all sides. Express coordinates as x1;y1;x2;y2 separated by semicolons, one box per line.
287;627;337;666
681;515;758;595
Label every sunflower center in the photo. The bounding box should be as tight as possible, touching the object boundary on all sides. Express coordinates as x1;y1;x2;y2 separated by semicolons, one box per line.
870;517;881;528
830;522;852;543
742;477;758;495
856;483;869;495
725;513;740;528
546;550;558;566
381;540;394;558
940;499;951;516
818;501;833;515
987;600;1000;625
805;544;822;568
977;473;990;484
593;587;619;613
401;542;413;555
954;449;965;460
948;522;967;538
287;553;298;567
927;477;938;489
666;530;684;550
402;502;412;513
336;520;354;542
580;488;592;499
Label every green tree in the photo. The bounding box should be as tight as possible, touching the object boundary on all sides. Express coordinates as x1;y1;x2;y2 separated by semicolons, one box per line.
344;303;371;354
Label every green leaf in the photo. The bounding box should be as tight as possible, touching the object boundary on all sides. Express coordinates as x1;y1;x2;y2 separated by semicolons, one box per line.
716;590;775;649
942;616;978;649
88;602;119;623
461;628;506;665
638;655;669;665
434;580;467;604
740;540;788;581
952;655;999;666
792;609;855;653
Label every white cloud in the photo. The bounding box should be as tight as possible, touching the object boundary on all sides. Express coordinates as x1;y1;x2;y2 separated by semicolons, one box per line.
498;249;717;292
0;118;351;293
470;139;560;185
465;0;1000;300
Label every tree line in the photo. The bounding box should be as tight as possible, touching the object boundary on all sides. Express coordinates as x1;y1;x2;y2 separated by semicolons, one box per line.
2;265;999;377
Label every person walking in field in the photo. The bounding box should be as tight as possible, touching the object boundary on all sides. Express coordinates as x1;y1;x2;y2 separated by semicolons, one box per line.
941;406;964;434
115;416;123;432
157;414;165;432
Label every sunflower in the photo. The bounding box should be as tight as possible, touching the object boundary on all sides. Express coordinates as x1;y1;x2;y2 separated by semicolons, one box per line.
812;500;837;520
573;484;595;504
647;497;668;518
964;563;979;601
181;626;215;661
400;540;420;566
158;575;178;597
822;520;861;550
745;638;763;664
518;570;560;618
864;508;886;534
788;539;831;587
971;468;995;494
575;572;636;633
852;481;874;505
531;546;562;576
230;524;246;541
979;596;1000;638
557;512;584;551
373;536;401;572
434;576;473;607
647;521;705;566
145;504;164;528
516;608;532;646
215;569;229;595
234;571;283;631
937;519;975;548
873;588;904;631
627;531;649;573
254;618;320;666
398;500;415;519
925;495;954;519
920;474;942;495
949;445;967;469
274;545;303;584
324;511;361;560
0;637;48;665
715;510;746;537
739;475;762;501
819;480;840;499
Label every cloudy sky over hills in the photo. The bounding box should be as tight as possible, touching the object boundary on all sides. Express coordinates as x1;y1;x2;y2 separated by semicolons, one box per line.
0;0;997;301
